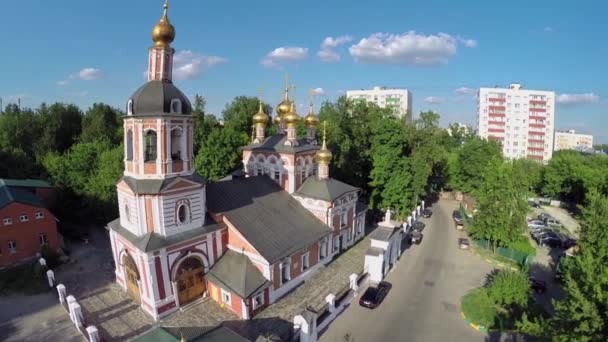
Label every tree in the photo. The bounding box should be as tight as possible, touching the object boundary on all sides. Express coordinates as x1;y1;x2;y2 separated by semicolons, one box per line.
487;270;530;308
222;96;272;135
80;103;122;144
469;159;528;249
511;158;544;195
192;94;212;154
194;127;249;181
35;103;82;156
450;137;503;194
0;107;40;156
446;123;474;150
548;190;608;340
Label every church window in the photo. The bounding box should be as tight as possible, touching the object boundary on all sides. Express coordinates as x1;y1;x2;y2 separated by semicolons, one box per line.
144;130;157;162
124;204;130;223
171;128;182;161
273;170;280;181
126;130;133;161
127;99;133;115
20;214;28;222
8;241;16;254
39;233;48;246
253;292;264;309
333;236;339;251
2;218;12;226
300;170;306;184
340;211;348;227
280;259;290;285
311;167;317;176
320;238;327;260
256;166;263;176
170;99;182;114
221;289;232;306
301;252;310;271
177;204;190;224
35;212;44;219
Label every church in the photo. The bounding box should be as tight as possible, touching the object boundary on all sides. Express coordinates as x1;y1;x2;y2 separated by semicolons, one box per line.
107;1;367;321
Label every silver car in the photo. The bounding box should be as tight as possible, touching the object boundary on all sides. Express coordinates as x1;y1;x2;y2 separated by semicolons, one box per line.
528;220;547;229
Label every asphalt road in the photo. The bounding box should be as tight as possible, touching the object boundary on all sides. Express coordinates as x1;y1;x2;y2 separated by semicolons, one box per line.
320;199;494;342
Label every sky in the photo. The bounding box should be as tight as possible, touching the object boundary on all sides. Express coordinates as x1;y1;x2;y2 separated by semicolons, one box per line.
1;0;607;142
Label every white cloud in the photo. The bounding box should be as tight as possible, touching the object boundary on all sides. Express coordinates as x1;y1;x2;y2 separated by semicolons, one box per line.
312;88;325;96
318;35;353;63
58;67;102;86
68;91;88;97
349;31;476;65
321;35;353;49
454;87;476;95
173;50;227;80
57;80;69;86
544;26;554;32
424;96;446;104
318;49;341;63
261;46;308;68
556;93;600;104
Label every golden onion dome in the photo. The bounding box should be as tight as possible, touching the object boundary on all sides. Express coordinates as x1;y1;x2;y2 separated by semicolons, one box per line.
276;98;293;116
316;121;332;164
284;103;300;127
252;102;269;126
273;115;281;126
305;112;319;128
152;1;175;47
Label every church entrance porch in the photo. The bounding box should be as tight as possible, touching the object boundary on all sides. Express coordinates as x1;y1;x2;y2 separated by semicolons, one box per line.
123;253;140;303
176;257;206;306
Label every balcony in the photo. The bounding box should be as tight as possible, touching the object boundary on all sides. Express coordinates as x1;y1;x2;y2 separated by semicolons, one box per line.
528;139;544;144
529;123;545;129
527;155;544;161
488;135;504;141
529;107;546;113
489;105;506;111
488;128;505;133
529;115;545;121
528;131;545;136
527;146;544;152
489;97;506;102
489;112;506;118
529;100;546;105
488;120;505;126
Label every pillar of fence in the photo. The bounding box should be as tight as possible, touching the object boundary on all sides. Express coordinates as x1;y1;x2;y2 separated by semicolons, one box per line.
325;294;336;313
417;205;421;215
294;309;318;342
349;273;359;292
71;301;83;328
39;257;47;267
57;284;66;304
411;210;417;220
66;295;76;321
421;200;425;210
86;326;99;342
46;269;55;288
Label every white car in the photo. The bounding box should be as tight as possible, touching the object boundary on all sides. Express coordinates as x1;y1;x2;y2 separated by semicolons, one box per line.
528;222;547;229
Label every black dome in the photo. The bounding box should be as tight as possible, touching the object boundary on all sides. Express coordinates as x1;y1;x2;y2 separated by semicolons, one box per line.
127;80;192;116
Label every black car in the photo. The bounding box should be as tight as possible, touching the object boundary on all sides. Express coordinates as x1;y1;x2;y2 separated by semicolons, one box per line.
412;221;425;232
452;210;463;224
410;231;423;244
528;200;541;208
529;277;547;294
359;281;392;309
562;238;577;250
421;208;432;218
540;237;562;248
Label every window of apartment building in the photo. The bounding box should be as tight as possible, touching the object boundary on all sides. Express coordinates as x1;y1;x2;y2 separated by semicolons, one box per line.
2;218;12;226
39;233;49;246
19;215;28;222
320;238;328;260
35;212;44;219
221;289;231;306
340;211;348;227
8;241;17;254
253;292;264;309
280;259;291;284
301;252;310;271
513;142;518;146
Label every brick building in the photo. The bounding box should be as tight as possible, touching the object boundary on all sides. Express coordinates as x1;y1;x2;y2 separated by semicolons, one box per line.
106;1;367;321
0;179;60;267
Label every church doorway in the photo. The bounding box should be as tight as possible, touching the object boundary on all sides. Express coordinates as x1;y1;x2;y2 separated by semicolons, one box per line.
123;253;140;303
176;257;206;306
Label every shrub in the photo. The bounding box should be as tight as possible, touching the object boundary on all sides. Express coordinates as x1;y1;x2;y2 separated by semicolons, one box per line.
461;288;497;328
487;270;530;308
508;238;536;256
0;261;50;295
40;244;61;268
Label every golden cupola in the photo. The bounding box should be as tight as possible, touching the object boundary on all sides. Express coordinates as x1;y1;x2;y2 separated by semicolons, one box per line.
152;0;176;47
276;96;293;117
316;122;333;165
252;100;269;126
305;99;319;129
283;102;300;128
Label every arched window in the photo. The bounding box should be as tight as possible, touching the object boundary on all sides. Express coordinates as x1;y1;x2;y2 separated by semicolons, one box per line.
124;204;130;223
171;99;182;114
144;130;157;162
177;204;190;224
127;99;133;115
126;130;133;161
171;128;182;161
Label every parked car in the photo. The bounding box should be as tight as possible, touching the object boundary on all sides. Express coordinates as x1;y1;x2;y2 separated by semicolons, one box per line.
538;213;555;221
540;236;562;248
544;217;562;228
458;238;470;250
529;277;547;294
528;200;541;208
528;221;548;229
452;210;463;224
532;230;559;240
359;281;392;309
410;231;423;244
455;222;464;230
412;221;425;232
562;238;577;250
421;208;432;218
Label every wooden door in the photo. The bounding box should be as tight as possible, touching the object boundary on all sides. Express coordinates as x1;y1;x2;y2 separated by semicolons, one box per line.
123;254;140;303
176;257;206;306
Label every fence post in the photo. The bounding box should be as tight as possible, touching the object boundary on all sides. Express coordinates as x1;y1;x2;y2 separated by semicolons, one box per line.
325;294;336;313
86;326;99;342
71;302;83;328
57;284;66;304
66;295;76;321
349;273;358;292
39;258;47;267
46;269;55;288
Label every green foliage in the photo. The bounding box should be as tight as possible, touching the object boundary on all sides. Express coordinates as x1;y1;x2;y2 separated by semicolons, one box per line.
35;103;83;155
40;244;61;268
194;127;249;181
450;137;503;194
222;96;272;134
461;288;497;328
80;103;122;144
469;159;528;248
487;270;530;308
507;237;537;256
0;261;49;295
511;158;543;195
548;190;608;340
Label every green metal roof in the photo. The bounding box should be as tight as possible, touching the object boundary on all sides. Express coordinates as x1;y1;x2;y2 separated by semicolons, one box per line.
205;250;271;299
0;178;52;188
0;185;45;209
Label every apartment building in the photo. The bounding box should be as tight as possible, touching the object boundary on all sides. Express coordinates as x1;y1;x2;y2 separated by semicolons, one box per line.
554;130;593;151
477;83;555;163
346;86;413;121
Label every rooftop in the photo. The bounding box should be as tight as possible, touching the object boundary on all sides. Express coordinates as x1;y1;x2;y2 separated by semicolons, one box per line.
242;133;319;154
294;177;359;202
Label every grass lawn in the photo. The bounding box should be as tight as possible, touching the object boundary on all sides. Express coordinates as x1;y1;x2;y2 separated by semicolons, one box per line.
0;261;51;295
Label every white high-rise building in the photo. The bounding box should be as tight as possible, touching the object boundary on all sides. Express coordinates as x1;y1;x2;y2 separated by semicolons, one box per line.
554;130;593;151
477;83;555;163
346;86;413;121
